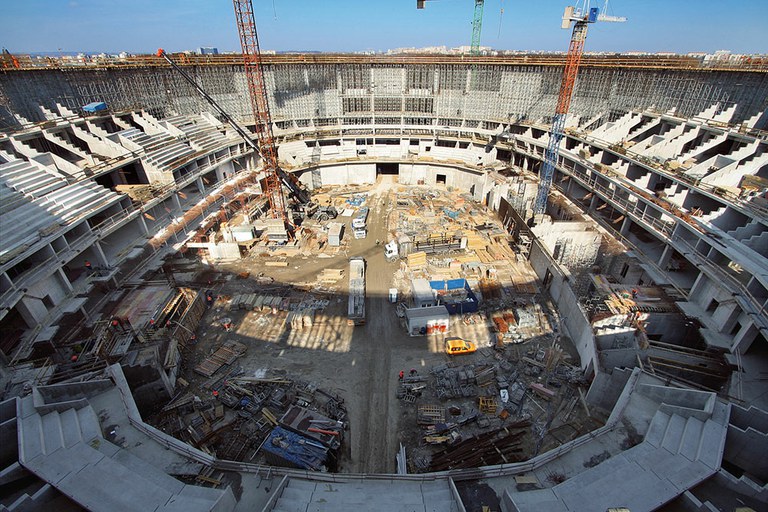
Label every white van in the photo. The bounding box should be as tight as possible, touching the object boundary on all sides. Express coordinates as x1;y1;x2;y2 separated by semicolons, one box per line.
353;228;367;239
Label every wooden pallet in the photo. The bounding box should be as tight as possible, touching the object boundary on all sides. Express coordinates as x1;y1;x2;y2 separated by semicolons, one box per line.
194;340;247;377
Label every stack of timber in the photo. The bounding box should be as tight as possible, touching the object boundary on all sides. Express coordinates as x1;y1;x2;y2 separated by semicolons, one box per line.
194;340;247;377
407;251;427;269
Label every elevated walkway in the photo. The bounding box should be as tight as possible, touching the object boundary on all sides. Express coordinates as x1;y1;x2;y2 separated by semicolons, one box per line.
269;478;462;512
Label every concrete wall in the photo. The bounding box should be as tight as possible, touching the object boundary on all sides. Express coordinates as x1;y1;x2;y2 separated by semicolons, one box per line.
724;404;768;481
319;163;376;186
529;241;597;375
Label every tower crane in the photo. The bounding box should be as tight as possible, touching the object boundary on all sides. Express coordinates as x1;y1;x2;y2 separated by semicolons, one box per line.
232;0;288;223
532;1;626;216
417;1;486;56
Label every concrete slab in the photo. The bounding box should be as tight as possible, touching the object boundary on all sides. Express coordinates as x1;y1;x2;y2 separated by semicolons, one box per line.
666;460;714;492
507;488;569;512
58;457;173;512
22;443;105;485
110;448;185;494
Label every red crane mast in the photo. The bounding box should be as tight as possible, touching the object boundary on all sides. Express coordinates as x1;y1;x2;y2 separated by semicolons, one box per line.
232;0;287;223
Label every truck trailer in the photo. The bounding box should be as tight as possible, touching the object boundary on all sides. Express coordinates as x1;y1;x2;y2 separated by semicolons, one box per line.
347;257;366;325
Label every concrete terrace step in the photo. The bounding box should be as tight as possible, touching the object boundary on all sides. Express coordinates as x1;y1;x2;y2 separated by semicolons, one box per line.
679;417;705;461
662;414;688;453
76;406;101;442
645;410;671;447
40;411;65;455
59;408;82;448
697;419;725;469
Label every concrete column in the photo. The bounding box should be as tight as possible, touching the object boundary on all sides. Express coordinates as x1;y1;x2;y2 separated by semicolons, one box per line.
689;272;707;300
620;216;632;236
57;269;74;293
93;241;109;267
589;194;599;210
733;323;759;354
658;245;673;270
196;176;205;194
138;214;149;235
172;193;182;211
565;177;574;196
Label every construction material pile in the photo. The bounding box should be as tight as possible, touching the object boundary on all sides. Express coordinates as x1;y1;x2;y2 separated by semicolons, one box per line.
151;373;347;472
398;344;592;473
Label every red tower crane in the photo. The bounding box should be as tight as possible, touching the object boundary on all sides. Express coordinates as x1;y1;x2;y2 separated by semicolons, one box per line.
232;0;287;223
533;2;626;216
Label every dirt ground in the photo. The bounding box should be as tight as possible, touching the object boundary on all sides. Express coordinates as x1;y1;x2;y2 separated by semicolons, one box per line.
170;178;591;474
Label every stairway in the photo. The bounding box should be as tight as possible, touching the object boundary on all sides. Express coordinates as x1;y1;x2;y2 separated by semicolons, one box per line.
508;407;728;512
271;478;461;512
16;395;228;512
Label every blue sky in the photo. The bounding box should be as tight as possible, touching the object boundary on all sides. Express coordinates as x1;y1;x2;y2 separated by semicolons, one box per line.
3;0;767;55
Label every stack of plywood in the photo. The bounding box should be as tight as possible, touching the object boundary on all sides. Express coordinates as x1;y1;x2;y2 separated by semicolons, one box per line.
407;251;427;268
318;268;344;282
287;309;315;330
465;234;487;250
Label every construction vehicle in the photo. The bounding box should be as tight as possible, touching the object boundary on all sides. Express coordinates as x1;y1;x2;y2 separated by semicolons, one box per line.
445;336;477;355
156;49;331;226
347;258;366;326
292;202;338;223
384;240;399;261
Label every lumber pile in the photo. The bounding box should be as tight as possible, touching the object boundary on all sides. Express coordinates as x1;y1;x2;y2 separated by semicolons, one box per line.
194;340;247;377
407;251;427;268
318;268;344;282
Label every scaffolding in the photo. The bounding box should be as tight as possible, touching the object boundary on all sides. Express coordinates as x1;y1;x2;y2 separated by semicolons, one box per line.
1;59;766;132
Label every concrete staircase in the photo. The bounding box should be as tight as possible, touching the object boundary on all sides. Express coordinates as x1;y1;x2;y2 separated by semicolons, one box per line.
507;406;728;512
16;394;228;512
270;478;462;512
164;114;227;152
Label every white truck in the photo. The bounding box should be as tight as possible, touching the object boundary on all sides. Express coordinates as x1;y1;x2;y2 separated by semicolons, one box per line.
347;257;366;326
384;240;399;261
352;207;369;229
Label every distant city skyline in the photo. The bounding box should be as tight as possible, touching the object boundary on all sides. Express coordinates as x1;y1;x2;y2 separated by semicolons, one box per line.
3;0;767;55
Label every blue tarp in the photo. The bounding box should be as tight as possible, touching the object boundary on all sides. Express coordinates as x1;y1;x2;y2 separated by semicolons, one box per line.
429;278;479;314
260;426;328;471
82;101;107;113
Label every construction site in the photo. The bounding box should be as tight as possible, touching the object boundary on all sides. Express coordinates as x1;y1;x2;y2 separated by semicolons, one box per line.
1;1;767;511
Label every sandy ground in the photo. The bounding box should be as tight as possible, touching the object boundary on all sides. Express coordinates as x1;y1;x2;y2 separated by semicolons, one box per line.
177;178;578;474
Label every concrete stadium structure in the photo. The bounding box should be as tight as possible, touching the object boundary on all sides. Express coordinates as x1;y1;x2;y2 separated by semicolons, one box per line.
0;54;767;511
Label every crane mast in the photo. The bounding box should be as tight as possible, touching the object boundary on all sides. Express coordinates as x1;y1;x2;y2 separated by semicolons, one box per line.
417;1;486;55
533;4;624;216
232;0;288;223
470;0;485;56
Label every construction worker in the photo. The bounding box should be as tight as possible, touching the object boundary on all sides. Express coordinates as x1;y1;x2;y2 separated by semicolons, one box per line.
84;260;93;273
410;368;417;376
398;370;404;381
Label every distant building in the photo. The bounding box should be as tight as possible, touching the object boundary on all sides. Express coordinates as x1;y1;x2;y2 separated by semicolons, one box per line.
197;47;219;55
